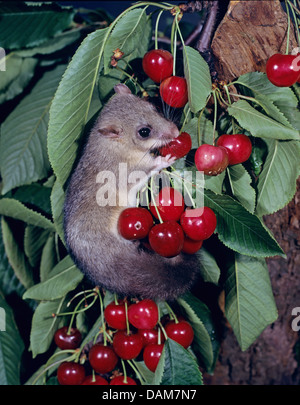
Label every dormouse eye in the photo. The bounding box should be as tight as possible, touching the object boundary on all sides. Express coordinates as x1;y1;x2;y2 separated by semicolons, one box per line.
138;127;151;138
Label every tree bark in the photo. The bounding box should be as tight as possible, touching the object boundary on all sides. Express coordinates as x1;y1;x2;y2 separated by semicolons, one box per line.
211;0;298;81
201;0;300;385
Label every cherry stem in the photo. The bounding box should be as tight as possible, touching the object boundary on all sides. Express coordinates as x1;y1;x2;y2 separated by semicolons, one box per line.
127;360;146;385
95;288;107;346
287;0;300;46
212;90;218;146
285;0;291;55
164;302;178;323
223;84;237;134
125;300;130;335
150;175;164;224
155;9;164;50
55;292;97;318
158;320;169;341
121;359;128;384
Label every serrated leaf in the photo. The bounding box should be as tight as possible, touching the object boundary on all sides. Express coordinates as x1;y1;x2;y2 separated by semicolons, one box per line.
0;218;25;297
50;180;65;244
225;254;278;351
47;27;109;188
227;165;256;213
0;55;38;104
23;255;83;301
178;294;218;372
0;64;67;194
0;290;25;384
0;2;75;50
13;183;52;216
256;139;300;216
40;233;57;282
30;297;66;358
15;28;81;57
0;198;55;231
103;8;149;74
1;217;34;289
227;100;299;140
195;247;221;285
235;72;300;129
24;225;50;268
200;189;285;258
183;46;212;113
154;339;203;385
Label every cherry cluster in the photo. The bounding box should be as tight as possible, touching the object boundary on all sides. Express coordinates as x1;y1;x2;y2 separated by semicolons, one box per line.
142;49;188;108
118;186;217;259
266;53;300;87
53;299;194;385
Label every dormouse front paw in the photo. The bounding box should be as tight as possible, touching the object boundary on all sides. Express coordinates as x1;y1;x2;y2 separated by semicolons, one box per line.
153;154;177;172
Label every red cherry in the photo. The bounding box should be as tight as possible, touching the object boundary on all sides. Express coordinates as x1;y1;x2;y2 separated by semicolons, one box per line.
88;344;118;374
150;187;185;222
266;53;300;87
180;207;217;241
118;207;153;240
104;300;127;330
57;361;85;385
159;132;192;160
142;49;173;83
143;343;164;372
137;328;164;347
128;299;159;330
182;236;203;254
216;134;252;165
148;221;184;258
113;331;143;360
195;144;229;175
81;375;109;385
54;326;82;350
164;320;194;349
160;76;188;108
110;376;137;385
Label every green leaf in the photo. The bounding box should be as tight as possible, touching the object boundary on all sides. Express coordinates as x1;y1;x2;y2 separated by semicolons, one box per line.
24;225;50;268
23;255;83;301
15;28;81;57
183;45;212;113
40;233;57;282
235;72;300;130
13;183;52;216
0;55;38;104
178;294;218;373
0;198;55;231
0;290;25;384
30;297;66;358
225;254;278;351
0;64;67;194
201;189;285;258
47;27;109;188
50;180;65;244
0;218;25;297
0;2;75;50
103;8;149;73
196;247;221;285
227;100;299;140
227;165;256;213
256;140;300;216
1;217;34;289
154;339;203;385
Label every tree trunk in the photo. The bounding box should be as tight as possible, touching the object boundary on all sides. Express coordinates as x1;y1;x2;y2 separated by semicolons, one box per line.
201;0;300;385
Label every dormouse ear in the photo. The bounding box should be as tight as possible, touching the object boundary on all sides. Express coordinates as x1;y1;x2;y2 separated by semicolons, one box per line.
114;83;131;95
98;125;121;138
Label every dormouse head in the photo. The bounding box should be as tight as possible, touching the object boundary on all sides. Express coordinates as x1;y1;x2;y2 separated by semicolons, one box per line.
97;84;179;153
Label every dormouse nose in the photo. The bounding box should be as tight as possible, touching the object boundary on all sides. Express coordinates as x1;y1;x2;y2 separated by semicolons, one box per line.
160;123;179;140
